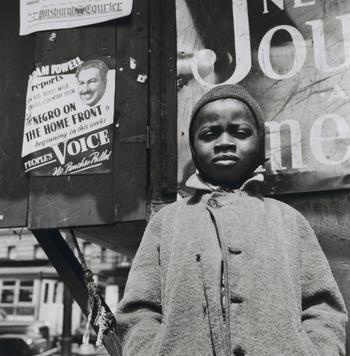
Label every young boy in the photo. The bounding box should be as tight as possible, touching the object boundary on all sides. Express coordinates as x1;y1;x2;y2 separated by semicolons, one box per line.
116;85;348;356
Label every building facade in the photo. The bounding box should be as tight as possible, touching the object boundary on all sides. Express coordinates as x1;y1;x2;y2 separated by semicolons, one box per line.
0;229;131;335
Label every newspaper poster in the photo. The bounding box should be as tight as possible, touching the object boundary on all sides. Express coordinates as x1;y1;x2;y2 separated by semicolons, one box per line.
176;0;350;195
20;0;133;36
22;56;116;176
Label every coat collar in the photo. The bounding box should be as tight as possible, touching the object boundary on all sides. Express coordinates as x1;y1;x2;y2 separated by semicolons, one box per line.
185;169;264;195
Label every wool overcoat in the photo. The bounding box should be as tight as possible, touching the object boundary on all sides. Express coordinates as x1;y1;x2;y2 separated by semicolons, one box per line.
116;188;348;356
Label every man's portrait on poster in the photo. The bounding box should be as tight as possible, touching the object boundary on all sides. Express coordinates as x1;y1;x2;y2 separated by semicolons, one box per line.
75;59;108;107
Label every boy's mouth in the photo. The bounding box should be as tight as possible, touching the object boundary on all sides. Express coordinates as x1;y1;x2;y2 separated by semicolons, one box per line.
213;154;239;165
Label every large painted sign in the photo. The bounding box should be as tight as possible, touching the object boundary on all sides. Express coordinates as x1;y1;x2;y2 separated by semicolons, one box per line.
20;0;133;36
176;0;350;194
22;57;115;176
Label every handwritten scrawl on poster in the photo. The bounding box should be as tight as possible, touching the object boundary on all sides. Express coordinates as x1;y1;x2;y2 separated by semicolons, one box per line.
176;0;350;194
22;57;116;176
20;0;133;36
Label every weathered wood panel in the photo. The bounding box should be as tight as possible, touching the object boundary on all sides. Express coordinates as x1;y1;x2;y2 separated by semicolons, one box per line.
0;1;34;228
149;0;178;205
159;0;178;194
112;0;149;222
148;0;163;204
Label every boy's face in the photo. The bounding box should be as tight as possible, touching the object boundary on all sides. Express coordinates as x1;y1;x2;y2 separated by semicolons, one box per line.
193;98;258;188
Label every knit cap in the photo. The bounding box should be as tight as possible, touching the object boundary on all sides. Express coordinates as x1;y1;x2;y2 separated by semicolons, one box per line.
189;84;266;178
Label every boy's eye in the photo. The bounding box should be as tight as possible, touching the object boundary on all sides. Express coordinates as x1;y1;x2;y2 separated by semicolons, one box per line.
199;131;217;140
233;128;252;138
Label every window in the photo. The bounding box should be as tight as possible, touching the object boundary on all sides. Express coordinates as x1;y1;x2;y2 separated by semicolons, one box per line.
34;245;47;259
120;255;132;267
83;242;94;261
52;282;58;303
18;281;34;303
101;247;107;263
115;252;121;265
113;252;133;267
0;280;35;317
1;280;15;303
43;283;49;304
0;280;34;304
7;246;16;260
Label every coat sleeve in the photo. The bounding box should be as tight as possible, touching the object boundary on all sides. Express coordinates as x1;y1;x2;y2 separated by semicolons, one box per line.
297;213;348;356
115;209;164;356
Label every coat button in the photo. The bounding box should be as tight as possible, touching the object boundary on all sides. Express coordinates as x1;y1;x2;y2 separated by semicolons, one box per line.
207;198;220;208
228;247;242;255
230;291;244;304
230;295;244;304
233;346;246;356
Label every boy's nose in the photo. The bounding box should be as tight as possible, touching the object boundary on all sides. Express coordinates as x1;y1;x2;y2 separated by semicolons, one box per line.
215;133;236;149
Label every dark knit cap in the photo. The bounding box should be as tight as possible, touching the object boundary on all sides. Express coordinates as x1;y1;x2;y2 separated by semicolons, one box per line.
189;84;266;175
